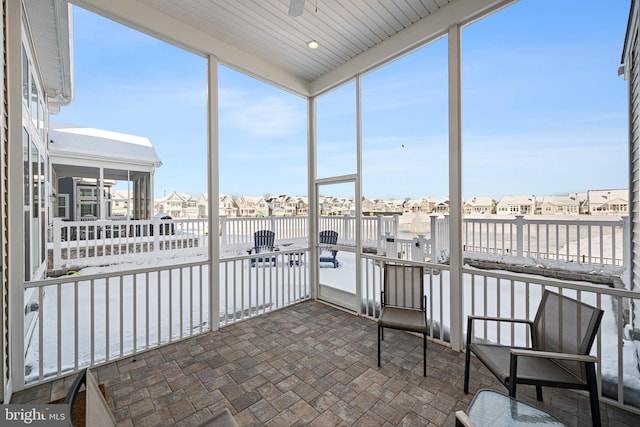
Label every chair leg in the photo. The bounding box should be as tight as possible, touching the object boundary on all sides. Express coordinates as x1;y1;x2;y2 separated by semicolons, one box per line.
535;386;543;401
377;326;382;367
463;345;471;394
508;353;518;397
586;363;601;427
423;332;427;377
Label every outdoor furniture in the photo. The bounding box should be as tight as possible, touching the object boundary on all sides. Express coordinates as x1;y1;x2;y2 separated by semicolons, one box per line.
455;389;565;427
319;230;339;268
463;290;604;427
378;263;427;376
247;230;279;266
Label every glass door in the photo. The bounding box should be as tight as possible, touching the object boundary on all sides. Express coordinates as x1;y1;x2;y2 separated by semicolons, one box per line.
316;180;357;311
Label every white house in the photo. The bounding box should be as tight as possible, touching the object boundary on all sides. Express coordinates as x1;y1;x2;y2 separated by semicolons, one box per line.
587;189;629;215
463;197;496;215
539;195;580;216
496;195;536;215
49;123;162;221
236;196;269;217
155;191;198;218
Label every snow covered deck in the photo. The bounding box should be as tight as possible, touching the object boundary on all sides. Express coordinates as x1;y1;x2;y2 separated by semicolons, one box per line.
11;300;639;426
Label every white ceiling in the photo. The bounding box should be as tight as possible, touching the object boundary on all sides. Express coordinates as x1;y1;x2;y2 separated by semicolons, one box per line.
72;0;513;96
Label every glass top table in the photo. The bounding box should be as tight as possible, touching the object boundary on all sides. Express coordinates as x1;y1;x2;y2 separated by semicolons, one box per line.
462;389;565;427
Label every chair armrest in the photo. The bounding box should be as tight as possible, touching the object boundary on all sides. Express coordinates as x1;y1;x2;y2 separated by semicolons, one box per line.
510;348;599;363
454;410;476;427
468;315;532;325
466;316;533;347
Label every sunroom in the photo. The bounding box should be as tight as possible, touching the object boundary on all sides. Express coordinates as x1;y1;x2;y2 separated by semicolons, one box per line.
3;0;640;425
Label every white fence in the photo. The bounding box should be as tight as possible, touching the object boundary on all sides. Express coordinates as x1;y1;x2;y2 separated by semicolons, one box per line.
219;215;398;248
50;214;626;272
22;245;640;414
23;247;309;385
51;215;399;269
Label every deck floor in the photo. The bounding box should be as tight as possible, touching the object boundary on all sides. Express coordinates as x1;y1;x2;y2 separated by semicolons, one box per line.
11;300;640;426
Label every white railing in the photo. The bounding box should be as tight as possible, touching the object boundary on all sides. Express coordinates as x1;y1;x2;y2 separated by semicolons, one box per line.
360;254;640;413
462;215;627;267
220;215;398;248
23;248;309;385
50;217;207;270
22;245;640;413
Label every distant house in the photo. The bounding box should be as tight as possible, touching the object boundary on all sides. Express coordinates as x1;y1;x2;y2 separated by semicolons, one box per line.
111;190;133;218
496;195;536;215
236;196;269;217
295;197;308;215
540;195;579;215
267;195;297;216
463;197;496;215
219;194;238;217
434;198;450;214
155;191;198;218
587;189;628;215
406;197;436;213
198;193;209;218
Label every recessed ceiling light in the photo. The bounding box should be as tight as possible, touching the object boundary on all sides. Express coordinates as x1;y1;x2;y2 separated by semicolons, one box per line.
307;40;319;49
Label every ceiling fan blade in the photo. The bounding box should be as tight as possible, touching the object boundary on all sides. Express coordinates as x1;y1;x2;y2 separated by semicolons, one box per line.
288;0;305;17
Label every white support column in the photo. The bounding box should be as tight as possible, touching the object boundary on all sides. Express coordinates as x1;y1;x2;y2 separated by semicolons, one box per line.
308;97;318;299
448;24;464;352
207;55;220;331
355;75;363;315
99;167;105;219
7;0;25;395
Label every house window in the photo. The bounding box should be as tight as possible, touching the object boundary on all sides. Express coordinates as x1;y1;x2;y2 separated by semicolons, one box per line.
57;194;69;219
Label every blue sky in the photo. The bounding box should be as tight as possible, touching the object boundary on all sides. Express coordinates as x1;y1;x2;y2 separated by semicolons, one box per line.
55;0;631;201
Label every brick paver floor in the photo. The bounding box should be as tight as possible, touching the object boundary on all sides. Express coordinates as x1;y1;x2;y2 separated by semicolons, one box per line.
11;300;640;426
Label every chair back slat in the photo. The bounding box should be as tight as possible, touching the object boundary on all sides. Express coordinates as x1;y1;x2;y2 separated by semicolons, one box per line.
254;230;275;253
319;230;338;245
533;290;604;380
383;264;424;310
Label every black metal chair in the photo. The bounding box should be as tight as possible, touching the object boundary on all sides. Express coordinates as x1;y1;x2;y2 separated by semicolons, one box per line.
463;290;604;427
378;263;427;376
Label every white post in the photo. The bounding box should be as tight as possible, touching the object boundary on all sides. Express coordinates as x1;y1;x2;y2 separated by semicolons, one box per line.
430;214;438;262
53;218;62;270
515;214;525;259
448;24;464;352
99;167;105;220
207;56;220;331
308;97;318;300
623;216;631;287
152;217;160;252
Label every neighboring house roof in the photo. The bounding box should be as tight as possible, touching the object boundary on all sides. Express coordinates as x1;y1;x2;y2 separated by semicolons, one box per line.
49;123;162;180
498;195;536;205
465;197;495;207
541;196;578;206
587;189;628;207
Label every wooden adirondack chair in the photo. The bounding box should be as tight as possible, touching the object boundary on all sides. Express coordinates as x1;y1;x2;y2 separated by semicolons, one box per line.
247;230;278;266
319;230;339;268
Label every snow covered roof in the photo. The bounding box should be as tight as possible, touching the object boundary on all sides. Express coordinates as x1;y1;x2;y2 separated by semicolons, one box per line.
587;189;628;206
49;123;162;180
497;195;536;205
